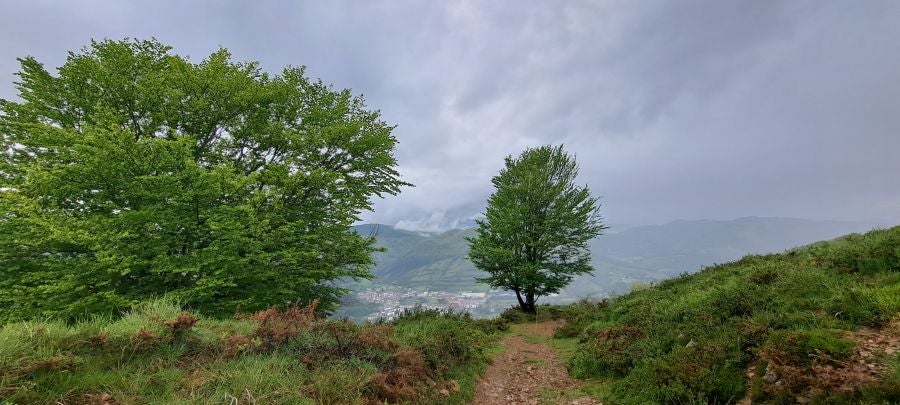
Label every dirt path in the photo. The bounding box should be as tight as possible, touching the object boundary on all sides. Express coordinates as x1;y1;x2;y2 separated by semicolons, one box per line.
470;320;598;405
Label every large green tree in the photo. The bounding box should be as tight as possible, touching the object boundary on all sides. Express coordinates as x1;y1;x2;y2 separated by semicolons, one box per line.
0;39;409;321
467;145;605;313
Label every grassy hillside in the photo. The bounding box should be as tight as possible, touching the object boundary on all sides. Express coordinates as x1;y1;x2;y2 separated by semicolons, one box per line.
0;300;505;404
351;225;486;292
553;226;900;404
2;227;895;404
350;218;875;297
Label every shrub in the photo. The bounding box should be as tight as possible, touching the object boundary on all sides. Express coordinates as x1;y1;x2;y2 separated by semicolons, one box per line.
760;329;855;364
393;308;489;374
827;286;899;327
707;282;766;319
611;343;745;404
470;317;510;334
247;300;321;349
814;228;900;274
498;306;534;324
368;348;430;403
163;313;198;339
554;299;609;338
569;325;645;377
749;267;779;285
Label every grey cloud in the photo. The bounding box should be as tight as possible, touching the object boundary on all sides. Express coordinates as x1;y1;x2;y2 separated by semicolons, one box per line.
2;0;898;230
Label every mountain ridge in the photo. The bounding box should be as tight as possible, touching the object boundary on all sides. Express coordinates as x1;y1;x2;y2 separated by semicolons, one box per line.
350;217;879;298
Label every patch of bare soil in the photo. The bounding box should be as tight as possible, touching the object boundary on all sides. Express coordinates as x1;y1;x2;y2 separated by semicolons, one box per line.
738;317;900;404
471;320;598;405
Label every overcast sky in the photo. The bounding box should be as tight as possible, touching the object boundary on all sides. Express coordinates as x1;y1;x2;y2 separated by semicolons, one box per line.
2;1;899;231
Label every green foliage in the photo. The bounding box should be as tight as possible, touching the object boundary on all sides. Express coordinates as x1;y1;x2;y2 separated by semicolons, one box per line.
556;226;900;404
197;353;316;404
0;299;499;404
467;145;606;313
392;307;493;373
762;329;856;363
498;306;536;324
306;361;374;405
809;229;900;275
339;218;873;303
0;39;410;321
859;353;900;402
497;304;568;325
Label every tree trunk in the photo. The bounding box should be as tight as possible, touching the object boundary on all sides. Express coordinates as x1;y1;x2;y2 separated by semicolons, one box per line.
514;289;537;314
524;291;536;314
514;289;527;310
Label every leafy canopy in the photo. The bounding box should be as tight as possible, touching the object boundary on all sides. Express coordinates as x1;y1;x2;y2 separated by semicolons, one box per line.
467;145;605;313
0;39;410;321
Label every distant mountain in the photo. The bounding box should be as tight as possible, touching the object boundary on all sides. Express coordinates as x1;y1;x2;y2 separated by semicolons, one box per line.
350;217;879;300
351;224;480;291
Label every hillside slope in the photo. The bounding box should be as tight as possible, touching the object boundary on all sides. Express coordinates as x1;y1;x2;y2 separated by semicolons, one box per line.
352;217;876;297
354;224;481;291
555;226;900;404
0;301;504;404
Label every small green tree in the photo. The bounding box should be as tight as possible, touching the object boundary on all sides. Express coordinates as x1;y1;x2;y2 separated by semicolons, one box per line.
0;39;409;321
467;145;605;314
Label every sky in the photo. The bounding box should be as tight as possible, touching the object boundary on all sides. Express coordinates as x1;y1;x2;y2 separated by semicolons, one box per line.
2;1;899;231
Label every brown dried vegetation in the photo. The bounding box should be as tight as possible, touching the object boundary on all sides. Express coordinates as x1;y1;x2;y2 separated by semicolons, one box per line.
220;334;254;358
353;324;399;352
749;318;900;403
84;392;117;405
18;353;79;374
1;300;494;404
246;299;320;349
130;327;157;350
86;331;110;348
368;347;432;403
164;313;198;336
594;325;643;344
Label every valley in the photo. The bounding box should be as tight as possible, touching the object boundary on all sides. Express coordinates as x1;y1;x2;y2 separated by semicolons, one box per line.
335;217;877;321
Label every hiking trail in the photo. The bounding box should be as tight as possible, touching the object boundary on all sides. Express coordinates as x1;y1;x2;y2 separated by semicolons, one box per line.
470;320;599;405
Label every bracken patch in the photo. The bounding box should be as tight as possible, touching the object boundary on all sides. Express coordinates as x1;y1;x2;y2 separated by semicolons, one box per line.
749;318;900;403
164;313;198;337
220;334;254;358
248;300;320;349
130;327;157;350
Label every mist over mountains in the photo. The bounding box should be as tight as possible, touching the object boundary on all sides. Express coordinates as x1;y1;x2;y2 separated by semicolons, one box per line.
350;217;878;299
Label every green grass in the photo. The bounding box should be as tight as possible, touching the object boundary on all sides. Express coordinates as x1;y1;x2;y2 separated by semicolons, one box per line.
548;331;614;401
524;334;547;344
551;226;900;404
0;302;504;404
4;227;897;404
